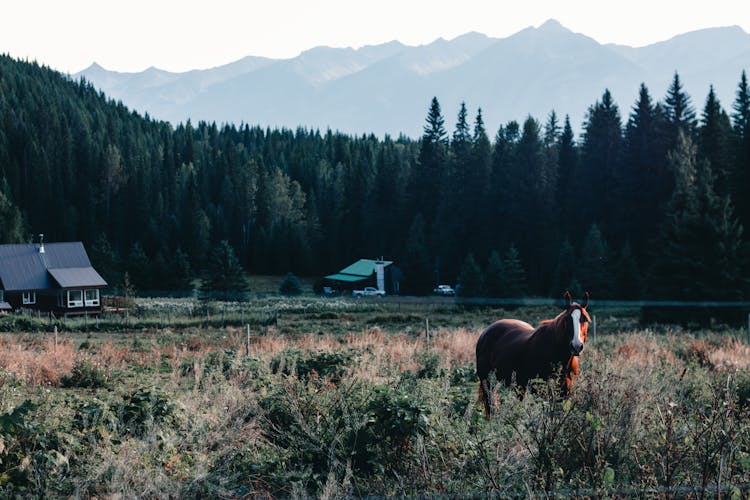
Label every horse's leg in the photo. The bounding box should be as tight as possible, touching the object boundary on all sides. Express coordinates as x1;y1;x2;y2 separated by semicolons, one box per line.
560;356;580;397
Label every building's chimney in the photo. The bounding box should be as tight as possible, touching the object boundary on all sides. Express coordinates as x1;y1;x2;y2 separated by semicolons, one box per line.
38;234;45;254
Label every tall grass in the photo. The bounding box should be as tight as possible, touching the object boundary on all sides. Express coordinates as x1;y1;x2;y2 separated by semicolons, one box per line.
1;313;750;497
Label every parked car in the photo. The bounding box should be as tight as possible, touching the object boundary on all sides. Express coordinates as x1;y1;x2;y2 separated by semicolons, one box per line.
433;284;455;296
352;287;386;298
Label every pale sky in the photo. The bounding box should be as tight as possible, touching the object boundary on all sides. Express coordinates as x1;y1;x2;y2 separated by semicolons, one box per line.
2;0;748;74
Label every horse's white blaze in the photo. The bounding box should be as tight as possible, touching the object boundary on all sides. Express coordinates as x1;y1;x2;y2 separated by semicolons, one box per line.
571;309;583;352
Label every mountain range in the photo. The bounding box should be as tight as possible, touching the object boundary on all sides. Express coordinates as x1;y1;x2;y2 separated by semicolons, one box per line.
75;19;750;138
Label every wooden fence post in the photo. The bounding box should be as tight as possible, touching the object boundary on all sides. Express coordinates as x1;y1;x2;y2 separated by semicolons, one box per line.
593;315;597;344
425;318;430;348
245;324;250;358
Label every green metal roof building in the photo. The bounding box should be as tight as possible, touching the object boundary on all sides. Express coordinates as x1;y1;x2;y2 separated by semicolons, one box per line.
324;259;399;294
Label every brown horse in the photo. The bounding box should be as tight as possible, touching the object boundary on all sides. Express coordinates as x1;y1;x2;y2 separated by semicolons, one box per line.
476;292;590;417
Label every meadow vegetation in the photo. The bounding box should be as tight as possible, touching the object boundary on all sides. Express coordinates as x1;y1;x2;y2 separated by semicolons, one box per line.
1;298;750;497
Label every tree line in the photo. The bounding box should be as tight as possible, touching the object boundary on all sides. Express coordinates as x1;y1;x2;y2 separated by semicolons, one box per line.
0;54;748;299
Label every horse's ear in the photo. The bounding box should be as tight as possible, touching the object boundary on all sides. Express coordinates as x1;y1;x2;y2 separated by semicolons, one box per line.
582;291;590;308
564;291;572;307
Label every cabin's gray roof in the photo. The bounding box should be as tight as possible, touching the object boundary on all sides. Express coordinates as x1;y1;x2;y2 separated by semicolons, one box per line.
48;267;107;288
0;242;107;291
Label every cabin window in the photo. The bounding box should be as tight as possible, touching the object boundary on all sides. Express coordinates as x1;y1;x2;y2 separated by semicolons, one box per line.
85;289;100;307
22;292;36;305
67;290;83;308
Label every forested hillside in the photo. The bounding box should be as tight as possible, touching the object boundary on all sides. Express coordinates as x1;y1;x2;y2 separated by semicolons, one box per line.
1;54;749;299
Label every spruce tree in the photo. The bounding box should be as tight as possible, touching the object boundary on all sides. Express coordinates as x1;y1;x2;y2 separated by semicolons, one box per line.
663;72;697;145
732;71;750;230
484;250;504;298
732;70;750;139
550;238;578;297
544;110;561;146
402;214;432;294
615;242;643;299
556;116;577;232
410;97;448;229
580;90;623;245
622;84;671;253
457;253;483;297
279;272;303;296
650;131;747;300
577;224;614;298
202;240;250;300
501;243;528;298
699;85;733;195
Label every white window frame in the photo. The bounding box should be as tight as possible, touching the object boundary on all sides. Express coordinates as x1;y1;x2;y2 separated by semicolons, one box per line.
22;292;36;305
84;289;100;307
67;290;83;308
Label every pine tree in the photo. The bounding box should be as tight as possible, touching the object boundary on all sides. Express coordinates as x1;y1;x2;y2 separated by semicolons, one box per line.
169;248;193;290
457;253;483;297
89;234;121;290
663;72;697;145
128;242;151;291
615;242;643;299
0;183;26;244
732;71;750;230
484;250;504;298
580;90;623;245
409;97;448;229
650;131;747;300
550;238;578;297
556;116;577;232
501;243;528;298
544;110;561;146
732;70;750;139
202;240;250;300
402;214;432;294
577;224;614;298
468;108;492;256
279;272;303;296
699;85;733;195
622;84;671;253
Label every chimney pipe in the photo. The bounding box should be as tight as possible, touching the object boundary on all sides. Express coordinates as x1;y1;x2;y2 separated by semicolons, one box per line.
38;234;45;254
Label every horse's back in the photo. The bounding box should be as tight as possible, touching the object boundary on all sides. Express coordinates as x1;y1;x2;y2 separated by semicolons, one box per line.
476;319;534;379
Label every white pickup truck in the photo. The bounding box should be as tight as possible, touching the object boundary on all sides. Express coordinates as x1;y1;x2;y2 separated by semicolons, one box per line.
352;286;386;298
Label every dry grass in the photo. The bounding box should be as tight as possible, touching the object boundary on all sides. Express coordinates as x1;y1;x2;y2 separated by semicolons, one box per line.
0;335;76;385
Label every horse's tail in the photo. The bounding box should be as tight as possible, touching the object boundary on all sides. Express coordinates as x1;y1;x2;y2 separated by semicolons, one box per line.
477;379;492;419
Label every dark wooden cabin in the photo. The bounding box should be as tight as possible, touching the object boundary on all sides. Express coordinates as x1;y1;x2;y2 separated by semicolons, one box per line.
0;241;107;316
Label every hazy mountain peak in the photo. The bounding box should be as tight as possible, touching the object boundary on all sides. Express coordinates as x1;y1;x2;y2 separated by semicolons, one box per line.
537;18;568;32
75;24;750;138
83;62;107;74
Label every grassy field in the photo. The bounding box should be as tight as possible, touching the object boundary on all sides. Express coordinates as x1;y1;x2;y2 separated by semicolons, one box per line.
1;297;750;497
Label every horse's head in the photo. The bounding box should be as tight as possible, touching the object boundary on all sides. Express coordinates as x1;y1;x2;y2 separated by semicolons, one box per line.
560;291;591;355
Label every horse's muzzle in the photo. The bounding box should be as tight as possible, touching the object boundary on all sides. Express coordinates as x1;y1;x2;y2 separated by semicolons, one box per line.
570;342;584;355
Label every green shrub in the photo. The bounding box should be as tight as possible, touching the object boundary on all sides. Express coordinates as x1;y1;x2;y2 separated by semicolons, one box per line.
0;401;69;495
450;363;476;386
271;349;357;381
61;359;107;388
361;385;430;465
416;351;442;379
117;387;176;437
72;397;117;443
279;272;303;296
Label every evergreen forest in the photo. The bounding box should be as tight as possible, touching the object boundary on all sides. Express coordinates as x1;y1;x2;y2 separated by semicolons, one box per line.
1;54;749;300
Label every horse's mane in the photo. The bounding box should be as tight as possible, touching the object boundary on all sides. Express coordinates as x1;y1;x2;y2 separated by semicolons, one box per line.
538;309;568;330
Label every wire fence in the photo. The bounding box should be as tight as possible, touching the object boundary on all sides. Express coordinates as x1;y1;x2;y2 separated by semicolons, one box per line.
4;291;750;339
